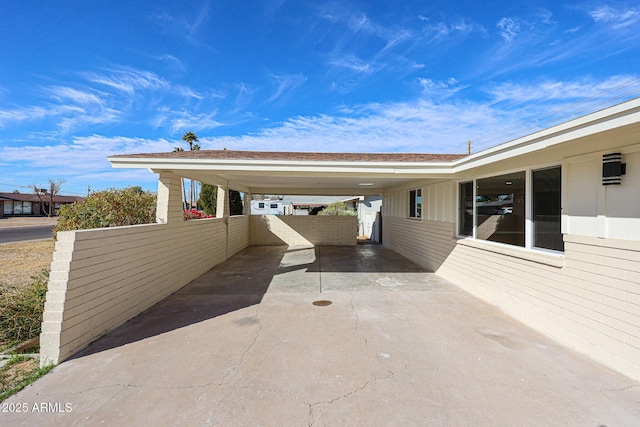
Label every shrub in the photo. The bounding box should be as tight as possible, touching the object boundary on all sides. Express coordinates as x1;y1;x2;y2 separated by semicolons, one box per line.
318;201;357;216
0;270;48;348
183;209;214;220
54;187;157;237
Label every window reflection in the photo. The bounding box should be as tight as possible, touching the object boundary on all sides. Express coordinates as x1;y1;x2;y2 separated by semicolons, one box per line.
476;172;525;247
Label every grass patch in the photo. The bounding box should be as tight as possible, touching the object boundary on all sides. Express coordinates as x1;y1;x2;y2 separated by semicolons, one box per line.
0;355;54;401
0;270;49;352
0;240;55;398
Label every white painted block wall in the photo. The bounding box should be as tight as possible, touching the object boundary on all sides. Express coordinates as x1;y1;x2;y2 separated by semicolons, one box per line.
249;215;357;246
40;216;249;366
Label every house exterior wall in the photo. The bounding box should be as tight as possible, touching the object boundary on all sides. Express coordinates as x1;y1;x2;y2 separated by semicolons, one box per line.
249;215;357;246
382;142;640;380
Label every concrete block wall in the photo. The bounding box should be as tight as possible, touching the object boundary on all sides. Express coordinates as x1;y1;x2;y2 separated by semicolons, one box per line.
228;215;250;256
249;215;357;246
41;217;249;365
383;217;457;271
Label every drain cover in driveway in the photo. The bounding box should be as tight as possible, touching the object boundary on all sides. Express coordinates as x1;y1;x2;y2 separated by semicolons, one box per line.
312;300;332;306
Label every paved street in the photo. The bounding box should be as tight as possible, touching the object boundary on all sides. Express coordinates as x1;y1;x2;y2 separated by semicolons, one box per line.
0;219;56;243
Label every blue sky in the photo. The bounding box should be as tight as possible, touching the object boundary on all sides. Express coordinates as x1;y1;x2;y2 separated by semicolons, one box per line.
2;1;640;195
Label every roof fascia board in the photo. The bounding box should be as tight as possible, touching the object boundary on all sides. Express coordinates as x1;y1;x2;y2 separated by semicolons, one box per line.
110;156;457;173
452;98;640;172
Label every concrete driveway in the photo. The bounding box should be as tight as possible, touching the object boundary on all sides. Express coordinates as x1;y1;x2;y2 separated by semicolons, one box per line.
4;245;640;426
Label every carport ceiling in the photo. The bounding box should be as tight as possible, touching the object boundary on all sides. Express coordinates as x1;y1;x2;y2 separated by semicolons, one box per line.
109;150;466;195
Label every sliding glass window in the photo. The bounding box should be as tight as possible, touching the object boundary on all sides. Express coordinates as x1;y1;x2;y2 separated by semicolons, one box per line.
458;182;473;236
475;171;526;247
409;189;422;218
532;166;563;251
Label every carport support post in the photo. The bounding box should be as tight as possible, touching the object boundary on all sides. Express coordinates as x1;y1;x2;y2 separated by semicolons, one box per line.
243;192;251;215
216;185;229;219
156;172;183;224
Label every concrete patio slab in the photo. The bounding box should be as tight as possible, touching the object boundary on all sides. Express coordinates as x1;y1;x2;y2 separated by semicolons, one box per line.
3;245;639;426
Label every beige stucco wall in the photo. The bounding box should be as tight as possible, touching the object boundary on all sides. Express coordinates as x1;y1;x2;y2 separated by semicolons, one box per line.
249;215;357;246
382;142;640;380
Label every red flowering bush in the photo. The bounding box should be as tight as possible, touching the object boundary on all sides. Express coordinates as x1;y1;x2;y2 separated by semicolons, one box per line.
183;209;214;220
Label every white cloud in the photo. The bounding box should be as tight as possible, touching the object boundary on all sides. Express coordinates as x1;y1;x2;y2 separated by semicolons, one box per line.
0;105;85;127
486;75;640;103
177;86;205;99
195;99;510;155
83;66;169;95
329;53;376;74
0;134;176;192
167;110;224;134
47;86;104;106
497;17;521;42
266;74;308;103
590;6;640;29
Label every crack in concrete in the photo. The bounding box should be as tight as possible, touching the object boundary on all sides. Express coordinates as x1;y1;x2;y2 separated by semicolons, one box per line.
308;369;396;426
349;293;368;347
602;384;640;392
52;380;231;396
221;305;262;385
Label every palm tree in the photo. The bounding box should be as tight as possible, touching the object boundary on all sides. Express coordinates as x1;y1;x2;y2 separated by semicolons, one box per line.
182;132;198;150
173;147;188;209
181;132;200;208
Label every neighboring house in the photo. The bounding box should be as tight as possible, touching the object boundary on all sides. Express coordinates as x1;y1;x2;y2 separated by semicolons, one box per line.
40;98;640;384
358;196;382;241
250;200;285;215
280;195;358;215
0;192;83;217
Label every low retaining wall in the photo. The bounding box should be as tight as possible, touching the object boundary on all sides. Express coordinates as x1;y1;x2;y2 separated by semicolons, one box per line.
40;216;249;365
249;215;357;246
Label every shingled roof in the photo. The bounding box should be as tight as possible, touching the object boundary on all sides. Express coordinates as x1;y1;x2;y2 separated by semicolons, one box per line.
109;149;467;162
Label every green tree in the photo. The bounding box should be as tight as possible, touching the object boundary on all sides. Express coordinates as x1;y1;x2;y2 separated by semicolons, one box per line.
229;190;243;216
181;131;198;150
198;183;218;216
180;132;200;208
173;146;187;208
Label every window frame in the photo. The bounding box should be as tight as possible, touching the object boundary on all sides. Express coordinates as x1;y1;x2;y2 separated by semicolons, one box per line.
456;164;563;254
457;181;474;237
408;188;422;219
530;165;563;252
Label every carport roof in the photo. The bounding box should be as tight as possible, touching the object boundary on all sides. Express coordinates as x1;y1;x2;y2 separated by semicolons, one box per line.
109;150;466;163
108;150;468;195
